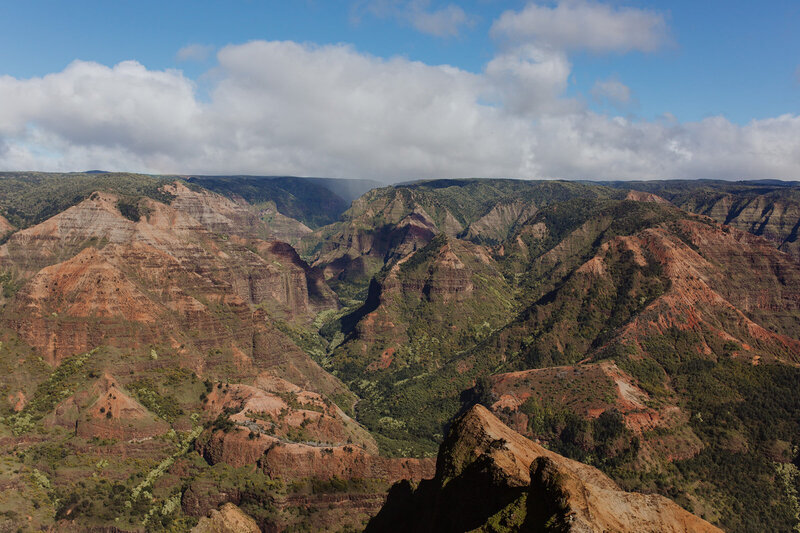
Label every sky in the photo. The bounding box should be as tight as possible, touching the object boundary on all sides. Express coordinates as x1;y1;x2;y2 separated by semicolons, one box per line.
0;0;798;182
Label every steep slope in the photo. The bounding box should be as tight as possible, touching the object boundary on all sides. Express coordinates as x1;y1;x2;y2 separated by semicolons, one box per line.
47;373;170;440
464;199;539;244
0;187;343;398
0;171;175;229
192;503;260;533
607;180;800;260
0;214;13;236
490;216;800;372
186;175;379;229
0;171;317;248
327;199;677;451
326;233;514;454
0;177;443;532
4;176;800;533
334;234;513;374
367;405;720;533
340;197;800;530
306;179;615;299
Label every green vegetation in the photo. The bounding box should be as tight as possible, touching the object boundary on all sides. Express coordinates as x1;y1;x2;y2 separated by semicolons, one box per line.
0;171;176;229
0;270;20;299
1;175;799;531
186;175;354;228
520;399;639;469
8;349;96;433
128;378;185;422
116;197;152;222
401;179;618;231
329;199;676;455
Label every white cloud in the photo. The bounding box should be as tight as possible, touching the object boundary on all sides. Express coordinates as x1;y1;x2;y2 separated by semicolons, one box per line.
484;45;576;116
491;0;669;53
408;2;471;37
591;77;634;109
176;43;215;62
353;0;474;38
0;40;798;181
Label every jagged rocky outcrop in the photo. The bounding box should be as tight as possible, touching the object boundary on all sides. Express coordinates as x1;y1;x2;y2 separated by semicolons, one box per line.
367;405;721;533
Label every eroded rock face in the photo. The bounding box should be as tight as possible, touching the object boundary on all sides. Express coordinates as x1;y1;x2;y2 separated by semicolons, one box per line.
339;234;512;373
191;503;260;533
192;376;431;492
614;220;800;362
163;182;263;238
194;373;434;485
625;190;671;205
465;200;538;244
0;188;339;375
367;405;722;533
200;426;433;484
674;192;800;260
46;373;169;441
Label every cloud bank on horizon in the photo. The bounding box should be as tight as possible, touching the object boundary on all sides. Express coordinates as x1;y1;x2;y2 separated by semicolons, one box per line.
0;0;798;182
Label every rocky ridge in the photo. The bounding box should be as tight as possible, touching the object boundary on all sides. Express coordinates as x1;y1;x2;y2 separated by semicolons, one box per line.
367;405;722;532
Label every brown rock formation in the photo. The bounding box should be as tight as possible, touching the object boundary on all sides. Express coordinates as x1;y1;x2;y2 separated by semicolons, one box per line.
615;220;800;362
200;426;433;484
672;190;800;260
162;182;264;238
367;405;722;533
47;373;169;440
196;376;434;484
625;190;672;204
465;199;538;243
191;503;260;533
0;188;340;390
200;376;377;453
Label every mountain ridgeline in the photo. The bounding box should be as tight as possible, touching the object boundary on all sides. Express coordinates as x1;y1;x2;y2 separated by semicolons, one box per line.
0;172;799;532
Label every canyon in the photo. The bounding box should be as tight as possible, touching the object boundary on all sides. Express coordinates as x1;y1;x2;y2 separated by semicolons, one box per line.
0;173;798;532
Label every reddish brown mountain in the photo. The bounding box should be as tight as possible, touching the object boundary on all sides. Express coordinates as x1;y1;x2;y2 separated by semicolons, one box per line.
368;405;720;532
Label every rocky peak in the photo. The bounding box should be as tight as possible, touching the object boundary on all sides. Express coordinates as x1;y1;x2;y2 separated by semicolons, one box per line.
191;503;260;533
367;405;722;532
